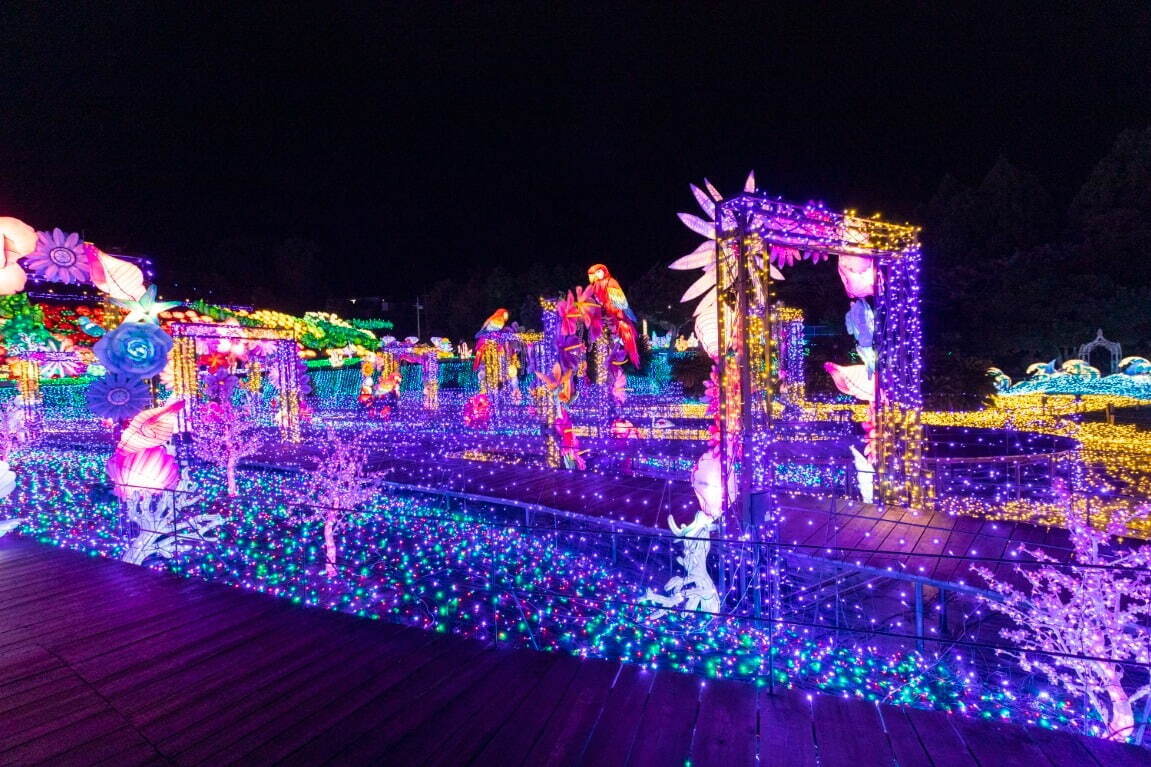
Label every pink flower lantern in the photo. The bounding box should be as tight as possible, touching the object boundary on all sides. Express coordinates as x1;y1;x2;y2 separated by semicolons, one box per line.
836;254;875;298
107;445;179;499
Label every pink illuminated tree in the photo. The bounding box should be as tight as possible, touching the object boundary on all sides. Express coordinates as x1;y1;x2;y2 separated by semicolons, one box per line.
974;498;1151;741
299;430;378;578
191;373;265;496
0;398;30;463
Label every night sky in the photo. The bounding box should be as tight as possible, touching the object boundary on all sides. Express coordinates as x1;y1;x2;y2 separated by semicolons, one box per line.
2;1;1148;306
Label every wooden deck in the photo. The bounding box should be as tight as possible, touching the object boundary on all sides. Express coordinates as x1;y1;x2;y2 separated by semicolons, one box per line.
3;536;1148;766
338;451;1080;586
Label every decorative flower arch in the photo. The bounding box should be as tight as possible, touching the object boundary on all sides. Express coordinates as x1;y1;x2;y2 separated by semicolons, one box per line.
645;175;924;616
1;215;176;495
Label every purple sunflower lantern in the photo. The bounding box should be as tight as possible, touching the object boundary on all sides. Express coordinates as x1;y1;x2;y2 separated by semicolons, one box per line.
201;368;239;399
26;228;92;285
85;373;151;420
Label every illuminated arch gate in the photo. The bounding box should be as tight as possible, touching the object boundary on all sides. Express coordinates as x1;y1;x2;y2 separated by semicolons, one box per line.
168;322;303;444
714;194;925;527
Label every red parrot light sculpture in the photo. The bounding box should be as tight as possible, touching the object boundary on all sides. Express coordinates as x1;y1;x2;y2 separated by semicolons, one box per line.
615;320;640;367
586;264;637;324
587;264;640;365
478;308;509;335
474;307;511;371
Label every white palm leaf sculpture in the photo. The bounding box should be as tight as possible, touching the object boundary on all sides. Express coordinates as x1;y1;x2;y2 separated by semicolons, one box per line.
671;172;783;359
91;250;147;302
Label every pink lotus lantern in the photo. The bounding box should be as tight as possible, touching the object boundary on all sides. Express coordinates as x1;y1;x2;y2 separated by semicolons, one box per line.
107;445;179;499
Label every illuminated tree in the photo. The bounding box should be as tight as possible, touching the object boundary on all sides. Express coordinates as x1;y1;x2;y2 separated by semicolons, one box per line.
974;499;1151;741
0;397;34;535
298;430;378;578
0;398;31;462
644;445;726;617
191;373;264;496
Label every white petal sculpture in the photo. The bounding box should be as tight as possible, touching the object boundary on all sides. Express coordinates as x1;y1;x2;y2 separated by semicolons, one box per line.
648;171;772;621
824;361;875;402
121;470;223;565
850;446;875;504
0;217;37;260
644;446;728;617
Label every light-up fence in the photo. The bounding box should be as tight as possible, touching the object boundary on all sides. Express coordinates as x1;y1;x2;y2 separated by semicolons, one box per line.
17;470;1151;746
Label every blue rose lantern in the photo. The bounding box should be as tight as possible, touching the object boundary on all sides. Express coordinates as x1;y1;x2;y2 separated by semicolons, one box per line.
93;321;173;378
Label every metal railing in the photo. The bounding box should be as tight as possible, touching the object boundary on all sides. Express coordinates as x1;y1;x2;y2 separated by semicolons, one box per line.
13;466;1151;745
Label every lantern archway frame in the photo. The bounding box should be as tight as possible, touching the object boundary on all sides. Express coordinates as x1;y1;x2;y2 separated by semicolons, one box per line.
169;322;304;444
713;194;925;526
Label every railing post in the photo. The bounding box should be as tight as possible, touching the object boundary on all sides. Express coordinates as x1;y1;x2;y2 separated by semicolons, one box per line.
715;535;725;600
914;582;925;652
1136;677;1151;746
753;542;763;619
767;597;776;695
737;541;746;607
939;587;948;637
488;541;498;648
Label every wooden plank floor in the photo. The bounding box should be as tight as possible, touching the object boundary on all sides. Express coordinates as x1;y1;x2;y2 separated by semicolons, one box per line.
3;536;1148;766
340;450;1085;586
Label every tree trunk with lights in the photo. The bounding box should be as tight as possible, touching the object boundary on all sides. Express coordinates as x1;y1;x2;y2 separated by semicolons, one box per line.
975;496;1151;741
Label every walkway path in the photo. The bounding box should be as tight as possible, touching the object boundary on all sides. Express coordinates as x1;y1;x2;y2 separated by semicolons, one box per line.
3;536;1147;766
330;448;1081;586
